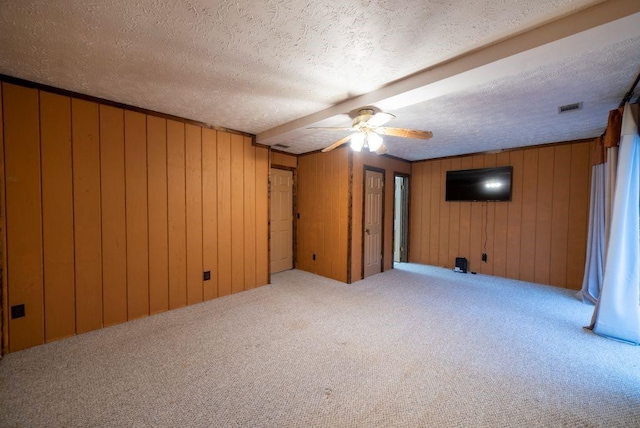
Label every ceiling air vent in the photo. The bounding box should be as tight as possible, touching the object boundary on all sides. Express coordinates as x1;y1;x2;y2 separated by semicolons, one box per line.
273;144;290;149
558;102;582;114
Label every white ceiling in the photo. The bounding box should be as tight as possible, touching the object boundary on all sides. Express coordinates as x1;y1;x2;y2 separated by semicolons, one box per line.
1;0;639;160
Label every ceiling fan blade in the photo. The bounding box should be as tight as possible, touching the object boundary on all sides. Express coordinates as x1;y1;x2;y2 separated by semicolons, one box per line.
307;127;353;131
367;112;395;127
376;127;433;139
321;135;352;152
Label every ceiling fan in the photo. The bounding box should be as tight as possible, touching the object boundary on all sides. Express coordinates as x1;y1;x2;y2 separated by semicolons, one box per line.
308;108;433;155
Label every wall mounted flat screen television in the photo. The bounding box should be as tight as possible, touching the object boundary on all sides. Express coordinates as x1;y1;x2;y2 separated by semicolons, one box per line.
445;166;513;202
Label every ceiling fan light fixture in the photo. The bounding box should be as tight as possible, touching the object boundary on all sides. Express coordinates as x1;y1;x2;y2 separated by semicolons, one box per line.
374;142;388;155
312;107;432;154
350;133;365;151
367;132;383;151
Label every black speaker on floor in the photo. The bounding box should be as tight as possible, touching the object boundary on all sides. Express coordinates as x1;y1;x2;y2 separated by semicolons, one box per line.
455;257;468;273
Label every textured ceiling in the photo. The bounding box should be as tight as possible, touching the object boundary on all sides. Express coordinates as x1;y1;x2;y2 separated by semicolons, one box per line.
280;33;640;160
1;0;638;160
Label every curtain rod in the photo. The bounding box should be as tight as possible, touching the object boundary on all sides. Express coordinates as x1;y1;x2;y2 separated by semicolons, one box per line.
620;68;640;108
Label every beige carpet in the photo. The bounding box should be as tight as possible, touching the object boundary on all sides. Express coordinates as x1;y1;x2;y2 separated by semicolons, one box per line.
1;264;639;427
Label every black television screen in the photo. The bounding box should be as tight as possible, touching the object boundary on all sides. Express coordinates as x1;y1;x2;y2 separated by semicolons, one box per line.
445;166;513;202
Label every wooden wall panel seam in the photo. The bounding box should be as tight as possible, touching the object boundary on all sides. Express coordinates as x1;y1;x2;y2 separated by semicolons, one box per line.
33;90;45;344
533;147;554;284
185;124;203;305
37;90;46;343
41;92;77;341
243;138;256;289
166;121;170;307
256;146;269;286
0;83;7;354
230;134;245;293
546;153;555;284
242;138;247;290
147;114;152;311
200;127;204;301
266;150;270;282
167;120;187;308
347;151;353;283
183;125;187;304
566;143;590;289
564;146;575;287
566;146;576;287
201;128;219;299
216;131;232;296
72;98;104;334
100;106;127;326
147;115;169;314
550;145;571;287
69;95;77;338
520;150;540;281
133;114;147;312
122;109;129;320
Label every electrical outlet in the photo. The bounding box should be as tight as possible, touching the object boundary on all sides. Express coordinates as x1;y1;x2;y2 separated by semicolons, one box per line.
11;304;25;319
203;271;211;281
482;253;487;262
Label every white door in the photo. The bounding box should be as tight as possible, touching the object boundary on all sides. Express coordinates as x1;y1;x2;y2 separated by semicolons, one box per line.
364;169;383;278
270;168;293;273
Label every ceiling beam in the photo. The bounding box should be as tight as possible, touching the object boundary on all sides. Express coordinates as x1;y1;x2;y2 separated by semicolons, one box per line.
257;0;640;145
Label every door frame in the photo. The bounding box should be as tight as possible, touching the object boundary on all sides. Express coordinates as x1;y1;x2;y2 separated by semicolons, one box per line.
392;172;410;265
269;165;297;272
361;165;385;279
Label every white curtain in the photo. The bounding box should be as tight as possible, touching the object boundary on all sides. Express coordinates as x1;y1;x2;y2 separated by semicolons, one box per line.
580;163;606;304
591;103;640;344
579;145;620;303
605;146;618;255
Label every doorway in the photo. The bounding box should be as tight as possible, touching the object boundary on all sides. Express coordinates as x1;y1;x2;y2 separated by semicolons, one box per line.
363;168;384;278
270;168;293;274
394;174;409;263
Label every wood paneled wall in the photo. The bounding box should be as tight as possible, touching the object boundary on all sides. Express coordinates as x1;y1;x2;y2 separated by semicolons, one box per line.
295;148;411;283
296;149;349;282
351;152;411;282
409;140;593;289
271;151;297;169
1;82;269;353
